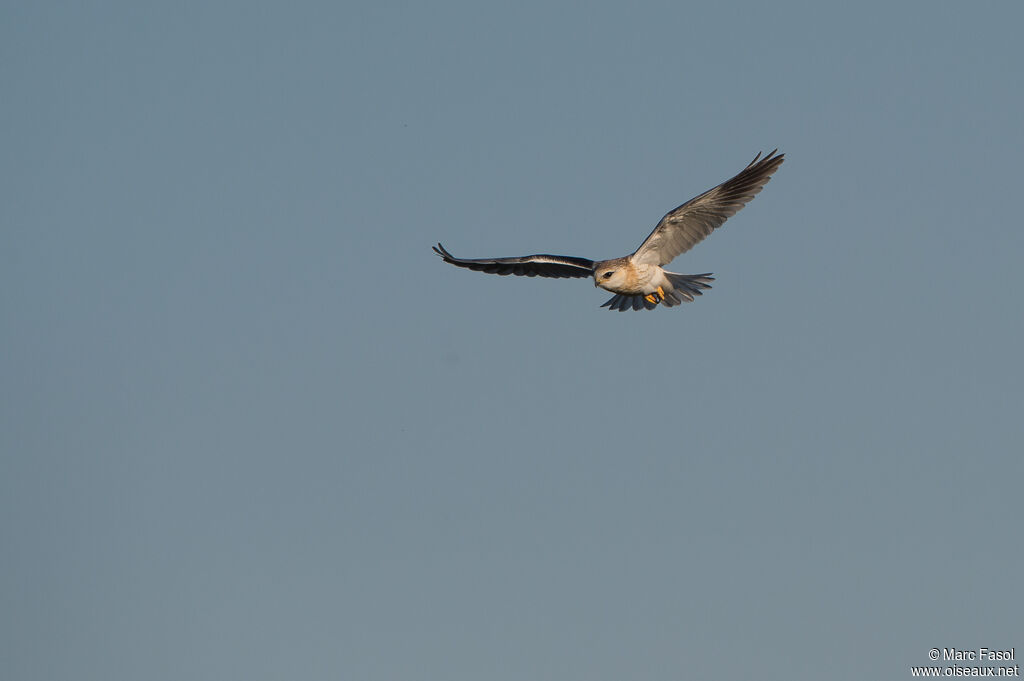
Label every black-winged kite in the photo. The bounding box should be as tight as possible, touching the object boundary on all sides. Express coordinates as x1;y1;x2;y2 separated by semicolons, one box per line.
434;150;784;311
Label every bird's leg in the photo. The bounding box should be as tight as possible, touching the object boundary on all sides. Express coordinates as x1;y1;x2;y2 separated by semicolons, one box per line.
644;286;666;305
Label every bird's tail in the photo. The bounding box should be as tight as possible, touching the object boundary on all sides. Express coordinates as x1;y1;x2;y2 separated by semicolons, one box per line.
662;272;714;307
599;273;714;311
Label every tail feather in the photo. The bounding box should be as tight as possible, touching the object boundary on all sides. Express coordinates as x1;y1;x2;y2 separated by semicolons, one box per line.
599;273;714;311
661;272;714;307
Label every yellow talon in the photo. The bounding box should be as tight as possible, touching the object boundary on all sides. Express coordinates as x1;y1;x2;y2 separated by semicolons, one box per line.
644;287;666;305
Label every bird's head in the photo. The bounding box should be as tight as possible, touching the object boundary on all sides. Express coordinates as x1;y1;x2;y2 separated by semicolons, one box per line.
593;258;631;292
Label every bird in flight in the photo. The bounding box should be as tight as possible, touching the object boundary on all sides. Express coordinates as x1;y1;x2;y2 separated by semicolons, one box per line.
433;149;784;311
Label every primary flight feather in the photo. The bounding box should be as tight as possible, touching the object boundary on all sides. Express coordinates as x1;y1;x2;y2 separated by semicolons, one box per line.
434;149;784;311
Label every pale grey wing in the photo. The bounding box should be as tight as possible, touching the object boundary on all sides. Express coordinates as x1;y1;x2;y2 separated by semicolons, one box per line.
632;150;785;266
432;243;594;278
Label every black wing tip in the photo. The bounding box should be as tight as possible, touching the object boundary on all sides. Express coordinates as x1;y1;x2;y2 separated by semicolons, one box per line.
600;293;660;311
749;148;785;168
433;243;462;265
432;243;594;279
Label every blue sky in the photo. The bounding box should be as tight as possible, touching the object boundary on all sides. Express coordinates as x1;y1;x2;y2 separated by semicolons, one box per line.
3;2;1022;680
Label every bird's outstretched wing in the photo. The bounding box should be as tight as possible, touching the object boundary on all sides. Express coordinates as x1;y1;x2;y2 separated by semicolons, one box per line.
632;150;785;266
600;294;660;311
432;243;594;278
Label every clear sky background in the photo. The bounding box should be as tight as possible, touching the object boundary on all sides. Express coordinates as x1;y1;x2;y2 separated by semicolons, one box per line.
3;2;1022;680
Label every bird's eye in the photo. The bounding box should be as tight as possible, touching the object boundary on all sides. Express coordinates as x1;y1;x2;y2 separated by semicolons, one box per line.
602;271;613;279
